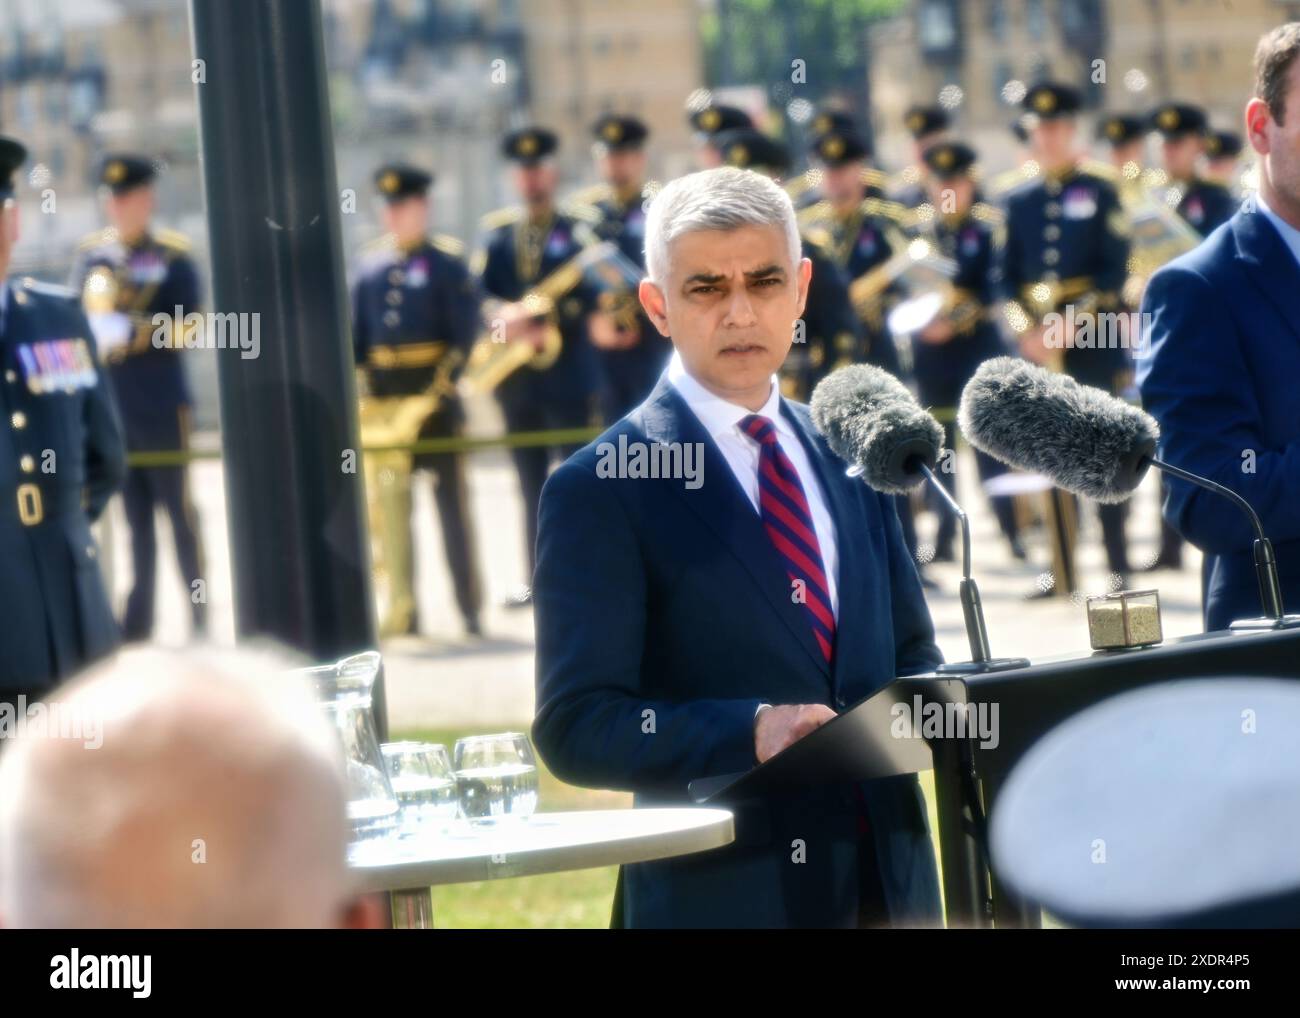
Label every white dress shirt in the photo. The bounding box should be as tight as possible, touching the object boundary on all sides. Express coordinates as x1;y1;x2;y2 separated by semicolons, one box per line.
1256;193;1300;271
666;351;841;619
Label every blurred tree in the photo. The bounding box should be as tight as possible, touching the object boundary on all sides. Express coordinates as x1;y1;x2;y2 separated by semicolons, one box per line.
701;0;907;160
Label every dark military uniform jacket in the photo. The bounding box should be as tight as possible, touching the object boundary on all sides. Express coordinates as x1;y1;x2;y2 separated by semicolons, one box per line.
0;278;126;690
473;205;601;411
909;204;1007;405
1000;161;1132;388
351;232;480;441
1165;175;1236;238
800;196;910;380
71;227;201;452
584;185;671;387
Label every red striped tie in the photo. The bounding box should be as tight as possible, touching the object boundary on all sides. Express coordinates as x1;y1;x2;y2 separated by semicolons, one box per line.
741;414;836;665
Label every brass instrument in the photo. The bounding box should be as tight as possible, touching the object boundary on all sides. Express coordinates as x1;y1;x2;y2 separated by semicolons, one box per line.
357;351;460;636
81;263;180;360
460;238;626;396
857;237;958;335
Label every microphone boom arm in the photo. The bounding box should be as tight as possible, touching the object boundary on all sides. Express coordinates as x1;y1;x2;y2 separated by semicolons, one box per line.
917;463;1029;673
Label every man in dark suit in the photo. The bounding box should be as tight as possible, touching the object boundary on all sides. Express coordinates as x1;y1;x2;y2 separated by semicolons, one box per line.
1137;23;1300;631
531;165;944;928
0;135;126;706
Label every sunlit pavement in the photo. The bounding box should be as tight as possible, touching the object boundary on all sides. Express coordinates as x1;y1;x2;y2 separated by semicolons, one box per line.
104;394;1205;731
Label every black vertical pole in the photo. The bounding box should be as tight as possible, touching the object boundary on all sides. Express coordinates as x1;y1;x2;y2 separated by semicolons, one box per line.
189;0;384;734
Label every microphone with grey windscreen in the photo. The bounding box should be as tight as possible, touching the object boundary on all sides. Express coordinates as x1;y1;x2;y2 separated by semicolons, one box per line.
811;364;1029;674
959;357;1299;631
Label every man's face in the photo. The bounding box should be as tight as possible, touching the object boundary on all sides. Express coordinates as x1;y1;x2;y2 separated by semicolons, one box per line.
1252;56;1300;211
927;173;974;212
380;195;428;242
599;148;646;191
696;140;724;169
1031;118;1076;167
822;162;863;204
105;186;154;237
639;223;811;404
513;162;557;205
1111;139;1146;169
1161;135;1203;178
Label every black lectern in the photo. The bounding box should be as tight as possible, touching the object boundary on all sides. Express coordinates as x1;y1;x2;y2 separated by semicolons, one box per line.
691;626;1300;928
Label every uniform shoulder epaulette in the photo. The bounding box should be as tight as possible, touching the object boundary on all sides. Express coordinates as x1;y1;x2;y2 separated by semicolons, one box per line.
784;172;814;199
154;227;193;252
76;227;117;252
429;233;466;258
567;183;612;207
796;200;832;225
800;224;834;253
1077;158;1120;184
1141;167;1169;189
21;276;78;301
861;167;889;191
970;201;1004;226
560;200;603;225
988;163;1039;200
861;196;909;223
478;206;522;232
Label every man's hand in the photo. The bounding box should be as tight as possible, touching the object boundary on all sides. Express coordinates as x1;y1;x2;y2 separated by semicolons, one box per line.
754;703;837;764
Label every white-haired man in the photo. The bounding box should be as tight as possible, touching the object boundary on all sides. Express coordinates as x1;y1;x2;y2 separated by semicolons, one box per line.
531;166;944;928
0;646;385;928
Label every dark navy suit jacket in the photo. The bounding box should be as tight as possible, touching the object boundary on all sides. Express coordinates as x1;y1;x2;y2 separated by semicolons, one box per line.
531;375;944;927
1137;208;1300;631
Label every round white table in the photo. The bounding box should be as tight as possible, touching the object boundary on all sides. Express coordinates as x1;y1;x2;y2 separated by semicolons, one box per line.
348;807;735;928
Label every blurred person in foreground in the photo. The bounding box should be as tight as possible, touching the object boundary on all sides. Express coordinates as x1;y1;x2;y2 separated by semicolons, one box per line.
531;167;943;928
1137;23;1300;631
0;135;125;711
0;645;384;928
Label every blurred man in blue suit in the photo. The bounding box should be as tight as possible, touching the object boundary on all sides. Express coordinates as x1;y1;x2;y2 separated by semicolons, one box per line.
531;166;944;928
1137;23;1300;632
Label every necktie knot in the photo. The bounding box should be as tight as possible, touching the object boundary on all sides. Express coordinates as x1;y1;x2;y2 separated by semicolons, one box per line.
740;414;778;446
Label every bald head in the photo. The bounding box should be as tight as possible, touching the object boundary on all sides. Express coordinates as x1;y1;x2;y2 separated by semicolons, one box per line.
0;646;370;928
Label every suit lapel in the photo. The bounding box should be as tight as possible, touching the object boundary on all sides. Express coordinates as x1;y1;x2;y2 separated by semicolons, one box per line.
638;378;832;677
1232;210;1300;346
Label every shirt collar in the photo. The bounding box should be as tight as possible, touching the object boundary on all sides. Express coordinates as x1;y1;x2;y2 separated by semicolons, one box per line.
1255;193;1300;269
666;349;790;440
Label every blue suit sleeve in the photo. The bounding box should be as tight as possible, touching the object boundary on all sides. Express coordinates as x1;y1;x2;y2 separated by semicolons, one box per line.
1137;264;1300;551
531;459;764;794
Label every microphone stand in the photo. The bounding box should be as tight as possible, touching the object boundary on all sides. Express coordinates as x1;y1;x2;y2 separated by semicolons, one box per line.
918;463;1031;674
1147;456;1300;631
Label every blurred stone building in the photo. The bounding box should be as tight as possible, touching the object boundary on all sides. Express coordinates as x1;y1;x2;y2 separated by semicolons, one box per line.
869;0;1300;175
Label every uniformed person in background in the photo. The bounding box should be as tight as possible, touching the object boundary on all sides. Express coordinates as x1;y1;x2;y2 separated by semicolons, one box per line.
785;106;888;209
891;104;950;210
1098;113;1191;576
73;154;206;641
688;103;754;169
987;117;1038;200
474;127;602;606
1;135;126;707
1150;103;1236;238
352;162;484;637
1097;113;1150;190
1002;83;1133;597
797;127;909;381
911;141;1024;562
1205;129;1246;195
579;114;671;422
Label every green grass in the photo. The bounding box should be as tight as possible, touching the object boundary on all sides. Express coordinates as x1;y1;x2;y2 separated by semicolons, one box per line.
394;726;1029;928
